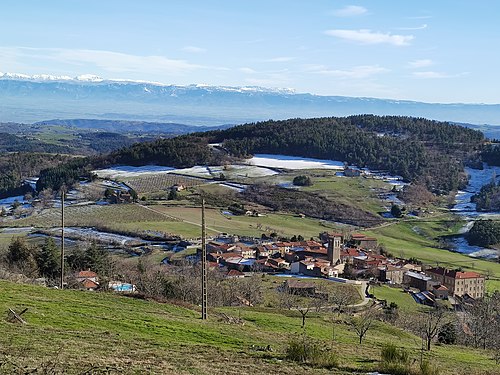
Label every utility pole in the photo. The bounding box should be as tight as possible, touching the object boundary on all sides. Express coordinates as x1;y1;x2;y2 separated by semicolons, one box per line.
60;186;65;289
201;198;208;320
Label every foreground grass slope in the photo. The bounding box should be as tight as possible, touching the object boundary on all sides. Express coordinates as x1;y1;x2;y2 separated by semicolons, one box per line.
0;281;497;374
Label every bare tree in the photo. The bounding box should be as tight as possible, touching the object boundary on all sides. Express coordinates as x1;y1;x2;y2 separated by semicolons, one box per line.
330;286;359;316
298;305;311;329
416;306;448;351
347;305;378;345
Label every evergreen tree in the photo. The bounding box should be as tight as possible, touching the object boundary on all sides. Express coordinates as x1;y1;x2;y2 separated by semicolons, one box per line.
36;237;60;279
86;242;113;277
6;237;38;277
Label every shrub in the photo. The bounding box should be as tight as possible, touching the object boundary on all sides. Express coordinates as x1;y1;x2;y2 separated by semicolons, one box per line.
420;360;439;375
292;175;312;186
380;343;410;375
285;335;338;369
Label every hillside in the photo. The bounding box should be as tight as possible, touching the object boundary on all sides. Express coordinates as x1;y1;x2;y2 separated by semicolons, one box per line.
72;115;482;194
0;280;497;375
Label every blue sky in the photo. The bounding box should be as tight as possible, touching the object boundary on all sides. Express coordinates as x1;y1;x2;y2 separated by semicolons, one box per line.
1;0;498;103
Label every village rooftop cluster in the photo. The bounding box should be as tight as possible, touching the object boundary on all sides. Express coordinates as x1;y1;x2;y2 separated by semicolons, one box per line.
200;232;486;306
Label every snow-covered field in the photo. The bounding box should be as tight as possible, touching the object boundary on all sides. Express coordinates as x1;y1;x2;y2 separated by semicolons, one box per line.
247;154;344;170
94;165;176;179
94;164;278;180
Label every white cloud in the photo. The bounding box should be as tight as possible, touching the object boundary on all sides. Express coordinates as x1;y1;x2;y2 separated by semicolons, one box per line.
239;67;256;74
325;29;414;46
333;5;368;17
0;46;203;76
397;24;428;31
311;65;389;79
408;59;433;68
263;56;295;63
412;71;468;79
182;46;207;53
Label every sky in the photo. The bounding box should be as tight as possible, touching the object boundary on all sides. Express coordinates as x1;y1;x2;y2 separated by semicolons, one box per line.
0;0;499;103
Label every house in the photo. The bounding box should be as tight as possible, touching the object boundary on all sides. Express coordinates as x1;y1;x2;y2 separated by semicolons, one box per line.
431;284;449;300
403;271;433;291
171;184;185;192
267;257;289;270
378;265;405;284
76;270;98;283
353;254;386;270
425;267;485;299
224;257;256;272
340;248;362;263
76;270;99;291
344;167;362;177
206;241;236;254
226;269;245;278
282;279;316;296
350;234;378;249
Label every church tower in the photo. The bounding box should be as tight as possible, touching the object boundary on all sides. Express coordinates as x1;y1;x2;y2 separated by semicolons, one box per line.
327;233;343;265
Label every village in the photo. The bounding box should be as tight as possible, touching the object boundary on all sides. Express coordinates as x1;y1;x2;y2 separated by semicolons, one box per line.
194;231;486;308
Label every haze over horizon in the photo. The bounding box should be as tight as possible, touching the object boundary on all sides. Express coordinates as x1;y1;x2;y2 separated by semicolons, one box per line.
1;1;499;104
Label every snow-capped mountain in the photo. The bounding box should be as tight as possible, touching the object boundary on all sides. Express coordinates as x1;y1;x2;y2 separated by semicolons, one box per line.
1;72;500;126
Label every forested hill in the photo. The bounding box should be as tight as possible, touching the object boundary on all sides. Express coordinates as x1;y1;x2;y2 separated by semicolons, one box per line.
207;115;484;193
37;115;484;193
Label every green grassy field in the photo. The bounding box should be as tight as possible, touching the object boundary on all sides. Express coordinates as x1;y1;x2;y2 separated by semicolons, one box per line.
151;206;339;239
372;285;428;312
365;221;500;292
300;174;389;214
0;280;497;374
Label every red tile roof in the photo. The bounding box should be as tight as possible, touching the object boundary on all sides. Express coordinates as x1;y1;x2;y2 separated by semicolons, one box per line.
77;270;97;278
227;269;244;277
81;279;99;289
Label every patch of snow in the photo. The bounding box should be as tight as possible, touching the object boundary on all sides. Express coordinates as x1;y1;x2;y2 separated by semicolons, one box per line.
0;195;24;210
75;74;104;82
94;166;176;179
247;154;344;170
452;164;500;216
448;236;499;260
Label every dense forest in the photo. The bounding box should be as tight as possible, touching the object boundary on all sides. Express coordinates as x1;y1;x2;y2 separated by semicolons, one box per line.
207;115;484;193
481;143;500;166
36;157;100;192
34;115;485;193
0;133;72;154
466;220;500;247
0;153;74;198
471;177;500;211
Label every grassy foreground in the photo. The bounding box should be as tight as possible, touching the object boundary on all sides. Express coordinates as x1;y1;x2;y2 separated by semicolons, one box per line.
0;280;498;374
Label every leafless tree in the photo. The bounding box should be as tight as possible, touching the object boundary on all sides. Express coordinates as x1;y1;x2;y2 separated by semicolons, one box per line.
416;305;448;351
347;305;379;345
38;188;54;209
298;305;311;329
330;286;359;316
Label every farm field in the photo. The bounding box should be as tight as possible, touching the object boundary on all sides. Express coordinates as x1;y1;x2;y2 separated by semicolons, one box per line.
0;280;497;375
1;204;177;229
150;206;339;239
300;174;390;215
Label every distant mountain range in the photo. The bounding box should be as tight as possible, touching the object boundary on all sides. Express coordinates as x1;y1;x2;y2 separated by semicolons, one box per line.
2;72;500;127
